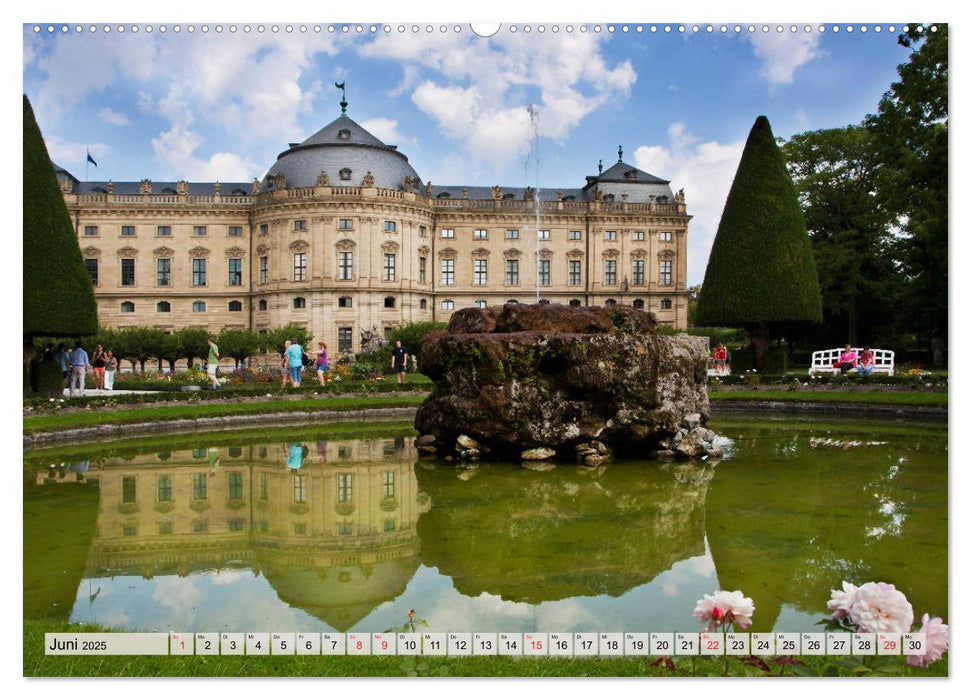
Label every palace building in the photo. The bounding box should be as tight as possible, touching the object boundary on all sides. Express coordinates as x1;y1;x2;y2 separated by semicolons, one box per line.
57;103;690;355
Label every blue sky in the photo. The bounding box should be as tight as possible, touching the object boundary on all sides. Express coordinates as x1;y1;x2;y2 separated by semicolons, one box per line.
20;18;934;287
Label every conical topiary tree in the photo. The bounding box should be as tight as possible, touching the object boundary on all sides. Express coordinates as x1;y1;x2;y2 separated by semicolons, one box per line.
695;115;822;370
23;94;98;389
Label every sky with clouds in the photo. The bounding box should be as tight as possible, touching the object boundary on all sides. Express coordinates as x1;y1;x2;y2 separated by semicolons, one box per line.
23;21;919;285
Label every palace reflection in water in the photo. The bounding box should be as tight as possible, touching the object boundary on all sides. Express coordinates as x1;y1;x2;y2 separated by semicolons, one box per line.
23;420;947;634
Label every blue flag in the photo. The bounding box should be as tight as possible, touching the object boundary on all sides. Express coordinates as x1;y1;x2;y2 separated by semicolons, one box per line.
86;149;97;167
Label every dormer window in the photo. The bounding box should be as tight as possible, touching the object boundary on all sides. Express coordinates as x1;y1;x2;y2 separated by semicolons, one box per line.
624;170;638;180
604;194;615;202
339;168;352;181
338;129;351;141
503;193;515;200
162;187;177;194
437;192;451;199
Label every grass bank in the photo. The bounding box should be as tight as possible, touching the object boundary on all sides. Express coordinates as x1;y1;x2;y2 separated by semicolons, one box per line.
23;394;425;435
710;389;947;407
23;621;945;678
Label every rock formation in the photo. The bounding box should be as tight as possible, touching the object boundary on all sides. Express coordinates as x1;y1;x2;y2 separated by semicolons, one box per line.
414;303;721;465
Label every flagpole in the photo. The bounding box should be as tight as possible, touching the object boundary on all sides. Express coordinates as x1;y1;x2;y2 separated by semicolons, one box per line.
85;146;88;182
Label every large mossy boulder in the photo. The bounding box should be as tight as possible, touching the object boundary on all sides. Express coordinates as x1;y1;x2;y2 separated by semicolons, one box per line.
414;303;717;462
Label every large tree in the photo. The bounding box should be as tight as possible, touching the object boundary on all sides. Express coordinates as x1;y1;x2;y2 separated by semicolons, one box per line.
23;94;97;383
866;26;947;363
695;115;822;369
782;126;904;347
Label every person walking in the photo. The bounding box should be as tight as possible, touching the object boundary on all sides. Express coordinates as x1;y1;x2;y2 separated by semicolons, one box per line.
67;340;90;396
104;350;117;391
391;340;408;384
206;337;222;389
284;337;304;388
91;344;107;391
315;341;329;387
280;340;292;389
53;343;69;386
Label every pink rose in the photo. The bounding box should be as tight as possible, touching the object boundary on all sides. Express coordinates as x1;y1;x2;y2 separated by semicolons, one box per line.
693;590;754;631
906;614;948;668
848;582;913;634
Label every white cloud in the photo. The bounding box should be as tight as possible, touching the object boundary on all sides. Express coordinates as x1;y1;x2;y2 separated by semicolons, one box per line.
748;32;823;87
361;31;636;170
634;122;746;286
359;117;402;145
98;107;130;126
44;134;110;172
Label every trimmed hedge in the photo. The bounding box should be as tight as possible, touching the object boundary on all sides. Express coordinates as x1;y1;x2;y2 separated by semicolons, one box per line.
695;116;822;326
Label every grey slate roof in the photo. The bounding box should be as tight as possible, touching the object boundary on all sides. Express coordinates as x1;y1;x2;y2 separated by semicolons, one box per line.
588;160;669;185
434;186;588;201
72;181;253;195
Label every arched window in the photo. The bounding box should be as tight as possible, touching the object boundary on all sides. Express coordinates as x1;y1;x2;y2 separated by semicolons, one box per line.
229;300;243;312
661;298;672;309
338;129;351;141
633;298;645;310
604;298;617;307
338;296;352;308
293;297;306;309
539;299;551;305
339;168;352;181
156;301;171;313
258;299;267;311
569;299;581;308
419;299;427;310
441;299;454;310
506;299;519;305
476;299;487;309
121;301;135;313
384;296;396;309
192;300;206;312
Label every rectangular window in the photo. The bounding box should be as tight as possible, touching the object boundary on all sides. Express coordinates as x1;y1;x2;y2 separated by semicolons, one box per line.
83;225;98;237
158;522;173;535
474;259;488;285
569;260;581;286
294;219;307;231
384;253;396;282
229;519;245;532
632;231;645;241
604;260;617;286
193;226;207;237
121;258;135;286
538;259;550;286
338;474;353;502
419;257;426;284
293;253;307;282
382;471;395;499
506;259;519;286
84;259;98;286
660;231;673;242
339;218;353;230
441;299;454;311
505;229;519;240
293;474;307;503
157;258;171;286
337;523;352;536
383;519;396;532
122;225;136;237
122;476;136;504
229;225;243;237
259;256;268;284
538;229;550;240
229;472;243;500
441;228;454;239
338;252;353;280
568;230;581;241
441;259;455;286
260;473;268;500
604;230;617;241
633;259;645;286
338;327;353;352
228;258;243;286
419;226;427;237
192;473;207;500
259;223;268;235
473;229;488;240
384;220;396;232
192;258;207;286
660;260;673;286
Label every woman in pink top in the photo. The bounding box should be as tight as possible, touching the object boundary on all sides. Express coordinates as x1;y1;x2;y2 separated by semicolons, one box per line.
839;344;858;375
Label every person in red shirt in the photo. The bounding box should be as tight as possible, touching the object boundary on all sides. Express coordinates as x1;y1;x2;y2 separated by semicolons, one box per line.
857;346;875;377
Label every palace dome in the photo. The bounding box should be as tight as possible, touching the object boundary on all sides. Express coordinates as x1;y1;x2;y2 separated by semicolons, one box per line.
260;114;424;191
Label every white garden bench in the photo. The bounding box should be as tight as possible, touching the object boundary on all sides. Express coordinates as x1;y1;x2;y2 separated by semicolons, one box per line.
809;348;895;376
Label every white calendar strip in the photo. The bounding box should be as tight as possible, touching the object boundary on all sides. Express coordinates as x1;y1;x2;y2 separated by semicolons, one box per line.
44;632;929;657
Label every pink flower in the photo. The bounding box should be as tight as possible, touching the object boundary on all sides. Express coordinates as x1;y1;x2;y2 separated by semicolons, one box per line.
848;582;913;634
693;590;755;631
906;614;948;668
827;581;859;620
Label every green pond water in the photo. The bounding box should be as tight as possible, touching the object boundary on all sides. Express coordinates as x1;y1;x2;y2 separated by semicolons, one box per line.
23;414;947;635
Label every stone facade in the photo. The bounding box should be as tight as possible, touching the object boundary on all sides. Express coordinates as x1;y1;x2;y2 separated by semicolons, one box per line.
59;112;690;355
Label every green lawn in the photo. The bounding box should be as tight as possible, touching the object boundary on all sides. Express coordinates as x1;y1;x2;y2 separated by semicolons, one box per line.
23;621;946;678
710;389;947;407
23;395;426;434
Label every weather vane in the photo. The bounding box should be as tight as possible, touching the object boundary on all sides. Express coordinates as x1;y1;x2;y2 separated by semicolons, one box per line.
618;145;624;162
335;81;347;114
